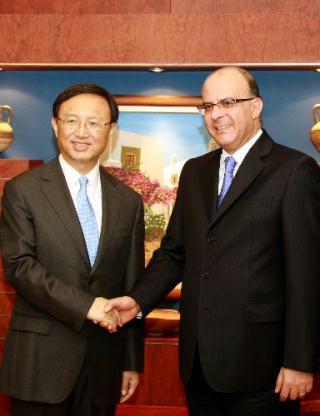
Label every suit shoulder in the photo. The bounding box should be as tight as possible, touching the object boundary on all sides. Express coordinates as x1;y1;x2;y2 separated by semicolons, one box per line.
188;149;219;164
271;142;318;168
272;142;307;158
181;150;220;173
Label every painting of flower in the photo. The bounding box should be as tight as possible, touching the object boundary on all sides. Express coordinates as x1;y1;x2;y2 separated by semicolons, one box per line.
101;95;211;264
105;166;177;263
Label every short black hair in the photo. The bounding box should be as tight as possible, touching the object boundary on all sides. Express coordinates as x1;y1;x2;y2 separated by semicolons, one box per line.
52;83;119;122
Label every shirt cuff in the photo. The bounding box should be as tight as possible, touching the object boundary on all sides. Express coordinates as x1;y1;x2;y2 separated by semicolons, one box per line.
136;311;143;319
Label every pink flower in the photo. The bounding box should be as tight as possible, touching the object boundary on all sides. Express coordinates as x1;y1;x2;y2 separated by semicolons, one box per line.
105;167;177;206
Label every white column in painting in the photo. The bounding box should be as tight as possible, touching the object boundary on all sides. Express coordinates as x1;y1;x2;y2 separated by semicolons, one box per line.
100;127;121;167
208;136;220;152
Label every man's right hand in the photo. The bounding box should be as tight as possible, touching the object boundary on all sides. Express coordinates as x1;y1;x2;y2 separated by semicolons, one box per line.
102;296;140;329
86;297;119;332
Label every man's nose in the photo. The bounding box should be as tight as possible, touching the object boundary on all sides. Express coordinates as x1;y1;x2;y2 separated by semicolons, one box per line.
209;104;224;119
75;122;89;136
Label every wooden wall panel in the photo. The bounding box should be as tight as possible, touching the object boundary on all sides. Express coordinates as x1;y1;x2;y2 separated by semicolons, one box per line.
0;160;43;416
0;274;10;294
116;405;188;416
0;271;12;293
171;0;320;13
0;10;319;65
127;337;186;407
0;0;170;14
0;159;42;177
0;393;10;416
2;0;320;15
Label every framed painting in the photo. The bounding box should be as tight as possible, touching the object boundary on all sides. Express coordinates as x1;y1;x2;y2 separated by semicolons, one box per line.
100;95;217;265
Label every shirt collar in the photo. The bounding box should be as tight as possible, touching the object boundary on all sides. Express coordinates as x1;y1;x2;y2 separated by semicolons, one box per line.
58;154;101;189
221;128;263;168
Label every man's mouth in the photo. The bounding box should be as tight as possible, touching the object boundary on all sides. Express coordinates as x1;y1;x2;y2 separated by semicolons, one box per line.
215;124;231;131
71;140;91;150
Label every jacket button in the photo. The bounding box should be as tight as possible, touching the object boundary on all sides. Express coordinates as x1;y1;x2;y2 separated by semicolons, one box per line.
201;271;210;279
207;234;216;243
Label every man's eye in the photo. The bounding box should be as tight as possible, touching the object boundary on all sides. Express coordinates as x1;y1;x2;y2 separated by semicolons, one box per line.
87;121;99;129
204;104;214;111
66;118;78;125
221;99;236;107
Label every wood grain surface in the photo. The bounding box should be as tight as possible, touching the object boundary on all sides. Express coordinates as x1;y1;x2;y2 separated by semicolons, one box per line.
0;0;319;66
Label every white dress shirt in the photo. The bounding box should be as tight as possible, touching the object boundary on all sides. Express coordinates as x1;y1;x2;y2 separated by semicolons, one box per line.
218;129;263;194
59;154;102;234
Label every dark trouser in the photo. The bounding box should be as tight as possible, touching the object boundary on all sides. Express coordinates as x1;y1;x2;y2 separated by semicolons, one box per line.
11;399;116;416
11;358;116;416
185;352;300;416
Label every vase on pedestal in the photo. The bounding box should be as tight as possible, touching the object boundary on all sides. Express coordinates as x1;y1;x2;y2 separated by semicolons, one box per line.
310;104;320;152
0;105;13;152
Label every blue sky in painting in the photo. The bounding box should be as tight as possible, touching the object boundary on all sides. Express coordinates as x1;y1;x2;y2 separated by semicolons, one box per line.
119;112;211;165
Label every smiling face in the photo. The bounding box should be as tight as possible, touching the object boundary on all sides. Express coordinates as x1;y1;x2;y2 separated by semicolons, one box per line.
202;68;263;154
51;93;115;174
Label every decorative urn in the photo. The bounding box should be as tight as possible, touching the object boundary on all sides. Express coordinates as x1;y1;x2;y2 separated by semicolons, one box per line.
310;104;320;152
0;105;13;152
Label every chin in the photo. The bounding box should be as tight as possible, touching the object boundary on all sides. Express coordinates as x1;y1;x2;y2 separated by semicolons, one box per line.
72;149;92;158
215;137;235;149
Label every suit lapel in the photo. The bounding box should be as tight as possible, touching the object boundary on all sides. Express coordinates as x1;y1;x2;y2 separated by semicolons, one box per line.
39;159;89;266
201;149;221;224
210;132;273;227
91;168;121;273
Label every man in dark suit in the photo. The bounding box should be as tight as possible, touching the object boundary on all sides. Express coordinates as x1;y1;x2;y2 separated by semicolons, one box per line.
0;83;145;416
106;67;320;415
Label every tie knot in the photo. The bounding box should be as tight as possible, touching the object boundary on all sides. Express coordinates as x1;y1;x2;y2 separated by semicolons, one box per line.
79;176;88;189
224;156;236;174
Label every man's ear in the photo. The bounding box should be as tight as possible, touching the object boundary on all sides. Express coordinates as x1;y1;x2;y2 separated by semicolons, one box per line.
252;97;263;120
109;122;117;136
51;117;58;137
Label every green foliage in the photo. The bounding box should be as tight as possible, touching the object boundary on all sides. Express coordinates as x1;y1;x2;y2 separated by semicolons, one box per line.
144;204;166;240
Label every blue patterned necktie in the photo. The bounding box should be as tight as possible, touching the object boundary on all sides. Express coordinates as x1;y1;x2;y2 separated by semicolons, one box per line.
217;156;237;206
76;176;100;266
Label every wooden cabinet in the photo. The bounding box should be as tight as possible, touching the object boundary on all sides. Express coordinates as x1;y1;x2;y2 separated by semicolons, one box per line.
127;336;186;406
116;336;187;416
116;336;320;416
0;160;42;416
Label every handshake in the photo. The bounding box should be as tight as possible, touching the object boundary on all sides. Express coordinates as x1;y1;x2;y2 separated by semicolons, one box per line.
86;296;140;332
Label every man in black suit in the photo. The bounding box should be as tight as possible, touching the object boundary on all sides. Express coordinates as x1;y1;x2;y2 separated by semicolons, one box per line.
106;67;320;415
0;83;145;416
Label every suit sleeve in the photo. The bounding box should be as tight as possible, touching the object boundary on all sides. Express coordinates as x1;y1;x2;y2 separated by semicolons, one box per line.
282;156;320;373
0;179;95;333
123;197;145;371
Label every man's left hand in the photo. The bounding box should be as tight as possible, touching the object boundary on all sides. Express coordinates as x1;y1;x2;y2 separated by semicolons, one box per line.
120;371;139;403
275;367;314;401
